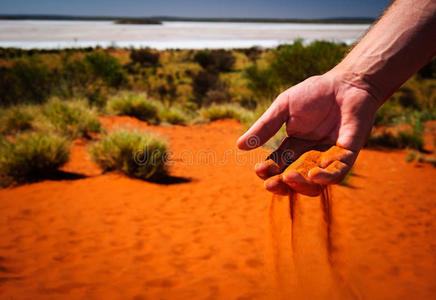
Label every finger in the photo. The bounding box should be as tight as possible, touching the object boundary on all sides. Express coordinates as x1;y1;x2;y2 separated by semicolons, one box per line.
267;137;325;168
237;92;289;150
281;170;322;197
319;145;356;168
257;137;330;181
336;90;377;152
255;137;298;181
264;175;290;195
255;160;281;180
309;160;350;185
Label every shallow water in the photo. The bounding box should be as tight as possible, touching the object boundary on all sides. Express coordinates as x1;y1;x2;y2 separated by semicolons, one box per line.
0;20;369;49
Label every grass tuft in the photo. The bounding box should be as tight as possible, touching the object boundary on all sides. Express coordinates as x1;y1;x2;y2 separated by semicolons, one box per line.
107;93;161;124
200;104;253;123
405;150;436;167
159;107;189;125
405;151;417;162
42;98;101;138
89;129;168;181
367;129;424;150
0;105;37;134
0;133;70;186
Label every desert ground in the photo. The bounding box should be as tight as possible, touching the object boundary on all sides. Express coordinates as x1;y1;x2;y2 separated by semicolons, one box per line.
0;117;436;299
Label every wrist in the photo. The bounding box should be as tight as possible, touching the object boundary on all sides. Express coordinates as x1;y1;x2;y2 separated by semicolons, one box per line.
327;62;386;108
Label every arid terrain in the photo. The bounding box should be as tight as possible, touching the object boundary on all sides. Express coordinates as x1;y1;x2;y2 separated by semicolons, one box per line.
0;117;435;299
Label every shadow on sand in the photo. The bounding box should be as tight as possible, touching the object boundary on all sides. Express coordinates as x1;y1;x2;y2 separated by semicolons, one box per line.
149;175;192;185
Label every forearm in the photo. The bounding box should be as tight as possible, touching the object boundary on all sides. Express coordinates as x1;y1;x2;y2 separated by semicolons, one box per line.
332;0;436;105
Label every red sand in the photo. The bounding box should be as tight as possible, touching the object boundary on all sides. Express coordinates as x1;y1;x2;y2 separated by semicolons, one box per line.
1;117;436;299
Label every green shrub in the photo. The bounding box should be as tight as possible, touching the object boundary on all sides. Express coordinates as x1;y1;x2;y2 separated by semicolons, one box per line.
271;40;346;86
191;71;230;107
57;55;93;97
42;98;101;138
374;101;408;125
0;58;54;105
240;46;262;62
159;107;189;125
107;93;160;124
0;105;37;134
192;71;219;99
89;129;168;180
405;151;417;162
130;48;160;67
243;41;345;103
405;151;436;167
85;87;108;108
244;64;280;102
419;156;436;167
85;52;127;88
194;50;235;72
366;129;424;150
397;130;424;150
0;133;70;186
200;104;252;123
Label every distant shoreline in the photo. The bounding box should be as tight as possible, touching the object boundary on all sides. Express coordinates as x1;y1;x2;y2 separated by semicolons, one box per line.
0;14;374;24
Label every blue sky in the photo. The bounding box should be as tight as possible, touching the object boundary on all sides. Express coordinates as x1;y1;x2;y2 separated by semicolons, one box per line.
0;0;389;19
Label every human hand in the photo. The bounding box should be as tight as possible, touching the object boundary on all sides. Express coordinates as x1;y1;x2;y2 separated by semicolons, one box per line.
237;72;380;196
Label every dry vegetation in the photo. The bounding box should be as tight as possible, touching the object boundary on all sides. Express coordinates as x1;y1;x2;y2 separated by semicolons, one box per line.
0;44;435;185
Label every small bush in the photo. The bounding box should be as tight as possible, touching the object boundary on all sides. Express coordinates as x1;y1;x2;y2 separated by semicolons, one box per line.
0;105;37;134
191;71;230;107
85;87;108;108
107;93;160;124
366;129;424;150
194;50;235;72
0;133;70;186
244;64;280;102
374;101;407;125
200;104;251;123
192;71;220;99
205;89;230;104
42;98;101;138
89;129;168;180
405;151;417;162
397;130;424;150
271;40;346;86
159;107;189;125
405;151;436;167
59;55;92;96
0;58;54;105
85;52;127;88
240;46;262;62
130;49;160;67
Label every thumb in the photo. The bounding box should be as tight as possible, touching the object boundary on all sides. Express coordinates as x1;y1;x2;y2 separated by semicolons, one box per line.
237;92;289;150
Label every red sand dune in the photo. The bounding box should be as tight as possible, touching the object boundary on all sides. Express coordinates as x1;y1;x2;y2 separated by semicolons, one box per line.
0;117;435;299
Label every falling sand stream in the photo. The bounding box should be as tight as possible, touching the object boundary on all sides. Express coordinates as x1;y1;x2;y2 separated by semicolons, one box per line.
266;147;360;299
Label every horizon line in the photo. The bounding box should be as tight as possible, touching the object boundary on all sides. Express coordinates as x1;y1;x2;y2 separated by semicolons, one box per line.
0;14;375;23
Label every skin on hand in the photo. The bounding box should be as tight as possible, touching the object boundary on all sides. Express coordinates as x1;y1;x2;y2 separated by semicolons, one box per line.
237;0;436;196
237;0;436;195
238;73;378;196
263;146;352;196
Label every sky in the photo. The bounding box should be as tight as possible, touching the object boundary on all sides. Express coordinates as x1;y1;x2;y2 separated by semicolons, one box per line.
0;0;389;19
